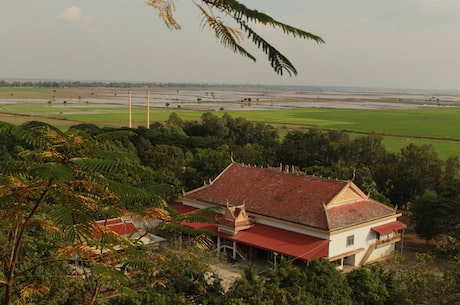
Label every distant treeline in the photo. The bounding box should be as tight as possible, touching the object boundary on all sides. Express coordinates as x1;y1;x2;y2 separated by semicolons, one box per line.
0;80;268;89
0;80;192;88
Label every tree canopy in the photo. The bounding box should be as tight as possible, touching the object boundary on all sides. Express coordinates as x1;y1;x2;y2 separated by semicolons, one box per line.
1;114;459;303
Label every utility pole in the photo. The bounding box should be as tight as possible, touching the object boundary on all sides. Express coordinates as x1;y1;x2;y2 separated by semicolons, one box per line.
147;87;150;128
128;90;132;128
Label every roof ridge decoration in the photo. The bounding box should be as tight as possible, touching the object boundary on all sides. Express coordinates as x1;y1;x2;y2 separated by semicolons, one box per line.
217;199;254;235
263;163;348;182
326;181;368;208
323;203;331;231
211;162;235;185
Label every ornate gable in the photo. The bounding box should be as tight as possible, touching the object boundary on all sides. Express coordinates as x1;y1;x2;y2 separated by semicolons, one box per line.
326;182;368;207
217;202;254;235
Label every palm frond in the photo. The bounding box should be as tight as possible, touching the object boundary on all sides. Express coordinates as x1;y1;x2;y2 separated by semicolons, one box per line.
121;258;154;271
205;0;324;43
29;218;62;236
147;0;324;76
166;205;222;223
0;160;33;176
162;222;213;239
181;212;216;224
147;0;181;30
192;233;214;249
71;158;127;176
20;282;50;299
28;163;75;182
197;4;256;62
19;121;68;149
240;22;298;76
87;150;140;162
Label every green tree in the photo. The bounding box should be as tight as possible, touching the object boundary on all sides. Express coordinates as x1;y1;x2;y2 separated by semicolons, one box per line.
349;133;387;167
148;0;324;76
232;143;266;166
347;267;389;305
186;145;232;188
228;262;315;305
303;259;351;305
201;112;229;138
0;121;158;305
394;253;459;305
167;112;184;128
414;189;460;242
389;144;443;210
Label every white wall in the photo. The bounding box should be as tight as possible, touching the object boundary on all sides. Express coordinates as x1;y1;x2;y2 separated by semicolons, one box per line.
328;218;398;265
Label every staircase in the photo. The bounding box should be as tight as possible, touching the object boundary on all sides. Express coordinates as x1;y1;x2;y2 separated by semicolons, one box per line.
360;242;377;266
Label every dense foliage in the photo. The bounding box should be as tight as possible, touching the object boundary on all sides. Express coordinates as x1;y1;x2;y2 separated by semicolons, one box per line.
123;112;460;243
1;113;459;304
106;255;459;305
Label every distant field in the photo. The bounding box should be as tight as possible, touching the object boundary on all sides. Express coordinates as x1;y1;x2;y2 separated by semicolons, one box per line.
1;89;460;159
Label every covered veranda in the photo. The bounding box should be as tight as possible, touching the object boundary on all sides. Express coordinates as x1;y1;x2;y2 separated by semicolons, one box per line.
172;204;329;263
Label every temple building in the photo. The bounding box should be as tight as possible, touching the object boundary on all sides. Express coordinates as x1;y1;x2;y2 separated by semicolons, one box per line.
174;162;406;269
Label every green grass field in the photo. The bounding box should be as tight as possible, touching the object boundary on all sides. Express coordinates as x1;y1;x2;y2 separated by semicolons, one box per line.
1;100;459;159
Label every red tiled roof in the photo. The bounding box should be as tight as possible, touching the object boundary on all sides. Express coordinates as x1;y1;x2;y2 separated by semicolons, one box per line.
326;200;396;230
93;218;137;238
184;163;395;231
371;221;407;235
171;205;328;261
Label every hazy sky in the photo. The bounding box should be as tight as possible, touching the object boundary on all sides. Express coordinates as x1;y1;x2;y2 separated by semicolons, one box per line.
1;0;459;91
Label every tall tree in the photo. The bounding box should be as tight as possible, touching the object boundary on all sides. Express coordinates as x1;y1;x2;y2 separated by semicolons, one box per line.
384;144;443;210
0;121;158;305
346;267;389;305
302;259;351;305
148;0;324;76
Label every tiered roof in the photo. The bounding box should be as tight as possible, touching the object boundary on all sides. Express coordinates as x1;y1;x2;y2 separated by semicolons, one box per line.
183;163;395;231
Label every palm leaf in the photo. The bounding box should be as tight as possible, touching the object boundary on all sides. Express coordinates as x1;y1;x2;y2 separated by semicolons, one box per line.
121;258;154;271
197;4;256;62
88;150;140;162
147;0;181;30
202;0;324;75
161;221;212;237
71;158;124;175
205;0;324;42
239;22;299;76
28;163;75;182
20;282;50;299
0;160;32;176
147;0;324;75
19;121;68;149
166;205;222;223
